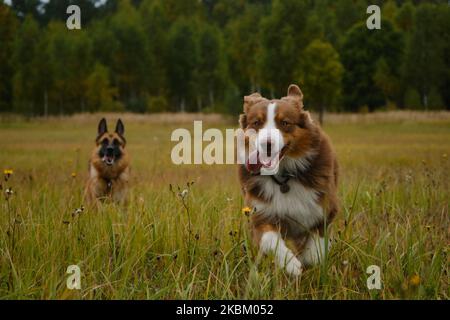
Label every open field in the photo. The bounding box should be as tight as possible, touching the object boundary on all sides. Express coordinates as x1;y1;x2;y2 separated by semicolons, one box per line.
0;112;449;299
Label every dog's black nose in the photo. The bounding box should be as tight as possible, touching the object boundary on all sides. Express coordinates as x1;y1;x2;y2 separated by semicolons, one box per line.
106;146;114;155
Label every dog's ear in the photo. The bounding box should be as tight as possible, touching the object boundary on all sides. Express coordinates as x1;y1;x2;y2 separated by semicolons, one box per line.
298;111;313;128
98;118;108;137
115;119;125;136
239;113;247;129
287;84;303;100
284;84;304;109
243;92;264;113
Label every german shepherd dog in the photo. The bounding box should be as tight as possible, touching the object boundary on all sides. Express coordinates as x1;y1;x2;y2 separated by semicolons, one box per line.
85;118;130;204
238;84;339;276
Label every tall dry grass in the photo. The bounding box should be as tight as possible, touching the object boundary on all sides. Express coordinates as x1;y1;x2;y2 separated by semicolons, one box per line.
0;112;448;299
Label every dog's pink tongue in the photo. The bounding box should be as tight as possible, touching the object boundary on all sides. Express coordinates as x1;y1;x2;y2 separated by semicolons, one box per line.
246;150;263;173
103;155;113;163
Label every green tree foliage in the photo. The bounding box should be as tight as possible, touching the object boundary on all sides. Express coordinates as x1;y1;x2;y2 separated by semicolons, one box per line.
196;22;229;111
12;15;42;115
258;0;313;97
427;87;444;110
139;0;169;97
382;0;398;24
85;63;121;112
310;0;338;46
395;1;415;33
109;0;152;112
161;0;202;22
439;7;450;109
404;88;422;110
341;20;403;111
41;0;98;25
334;0;368;41
10;0;41;21
297;39;343;124
45;22;93;114
404;4;449;110
1;0;449;115
0;4;18;112
146;95;168;113
207;0;246;27
167;18;199;111
373;58;401;106
226;3;264;94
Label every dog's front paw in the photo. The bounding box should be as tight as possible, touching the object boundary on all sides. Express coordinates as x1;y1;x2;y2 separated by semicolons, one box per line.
285;257;303;277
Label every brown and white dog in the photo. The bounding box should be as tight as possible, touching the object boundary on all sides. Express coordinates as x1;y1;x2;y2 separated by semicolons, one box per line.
238;84;339;276
85;118;130;204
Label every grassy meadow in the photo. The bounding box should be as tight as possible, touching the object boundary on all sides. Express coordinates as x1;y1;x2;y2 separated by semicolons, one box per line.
0;112;449;299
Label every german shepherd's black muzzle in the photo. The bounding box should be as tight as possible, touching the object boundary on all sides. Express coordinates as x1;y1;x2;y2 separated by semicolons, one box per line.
100;141;122;166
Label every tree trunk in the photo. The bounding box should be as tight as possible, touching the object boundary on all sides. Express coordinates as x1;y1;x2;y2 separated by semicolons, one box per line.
44;90;48;118
319;104;325;125
197;95;202;112
180;97;185;112
209;89;214;108
59;97;64;116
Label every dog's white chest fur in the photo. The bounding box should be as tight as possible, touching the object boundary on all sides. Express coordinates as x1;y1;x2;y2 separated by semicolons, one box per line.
251;177;323;230
89;164;98;178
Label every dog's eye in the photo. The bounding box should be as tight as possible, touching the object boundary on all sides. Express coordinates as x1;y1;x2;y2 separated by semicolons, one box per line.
113;139;120;146
102;138;108;145
281;121;290;127
252;120;261;127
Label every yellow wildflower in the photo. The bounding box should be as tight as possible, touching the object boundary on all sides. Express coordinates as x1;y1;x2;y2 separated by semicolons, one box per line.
242;207;252;216
410;274;420;286
3;169;13;175
71;172;77;178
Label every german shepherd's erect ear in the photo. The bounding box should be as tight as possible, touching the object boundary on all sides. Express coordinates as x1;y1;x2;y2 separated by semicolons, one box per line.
115;119;126;145
115;119;125;136
97;118;108;143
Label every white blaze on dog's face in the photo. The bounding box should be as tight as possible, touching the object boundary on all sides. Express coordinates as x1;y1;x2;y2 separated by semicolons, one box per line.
239;85;315;175
255;102;285;174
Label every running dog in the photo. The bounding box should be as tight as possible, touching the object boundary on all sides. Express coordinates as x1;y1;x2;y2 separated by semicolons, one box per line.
238;84;339;276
